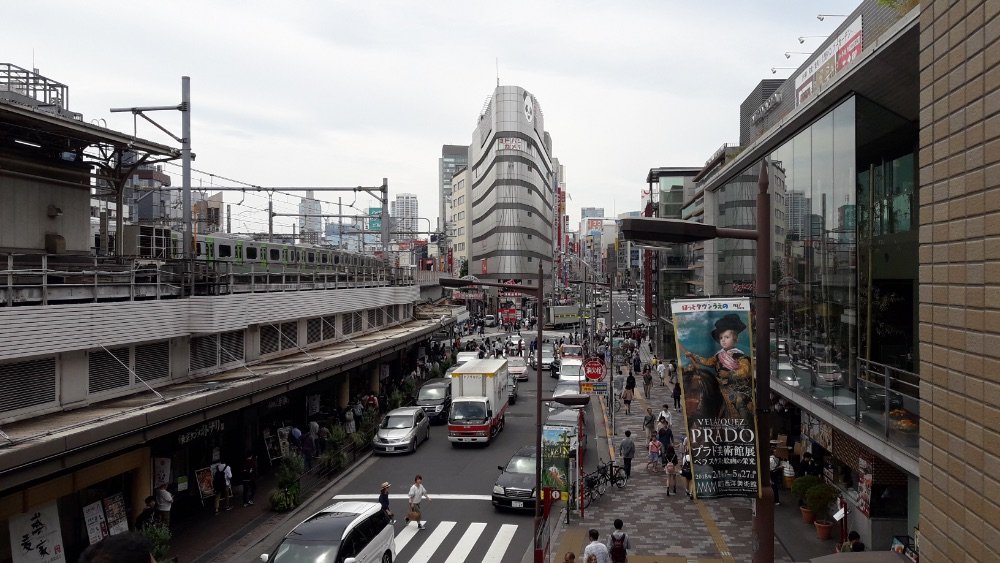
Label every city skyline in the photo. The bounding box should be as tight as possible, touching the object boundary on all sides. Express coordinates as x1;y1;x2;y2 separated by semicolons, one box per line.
2;0;861;233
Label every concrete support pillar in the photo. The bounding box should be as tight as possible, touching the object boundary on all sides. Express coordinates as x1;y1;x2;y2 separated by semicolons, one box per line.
338;378;350;409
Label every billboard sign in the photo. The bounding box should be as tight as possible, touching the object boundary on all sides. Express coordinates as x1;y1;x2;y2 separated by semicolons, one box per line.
672;297;760;499
794;16;863;106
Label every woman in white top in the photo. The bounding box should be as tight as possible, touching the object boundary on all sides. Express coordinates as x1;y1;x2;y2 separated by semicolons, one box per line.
407;474;430;530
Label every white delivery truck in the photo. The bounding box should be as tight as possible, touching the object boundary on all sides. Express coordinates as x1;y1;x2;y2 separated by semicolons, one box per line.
448;358;509;445
546;305;580;328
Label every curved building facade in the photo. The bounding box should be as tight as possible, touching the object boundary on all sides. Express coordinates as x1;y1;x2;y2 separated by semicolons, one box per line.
468;86;555;285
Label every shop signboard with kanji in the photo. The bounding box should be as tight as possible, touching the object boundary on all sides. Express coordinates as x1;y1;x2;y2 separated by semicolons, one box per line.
9;502;66;563
672;297;760;499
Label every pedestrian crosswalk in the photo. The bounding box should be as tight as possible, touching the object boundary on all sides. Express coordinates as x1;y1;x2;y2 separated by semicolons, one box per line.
393;520;521;563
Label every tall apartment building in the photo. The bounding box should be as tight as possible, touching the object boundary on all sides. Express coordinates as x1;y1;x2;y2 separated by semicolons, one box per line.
390;192;419;239
439;145;468;234
468;85;555;286
448;168;471;273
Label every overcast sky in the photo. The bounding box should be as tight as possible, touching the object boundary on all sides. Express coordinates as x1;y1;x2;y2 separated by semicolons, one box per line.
5;0;860;234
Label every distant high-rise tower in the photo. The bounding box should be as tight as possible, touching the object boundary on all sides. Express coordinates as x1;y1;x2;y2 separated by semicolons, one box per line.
439;145;468;235
391;193;419;239
298;190;322;244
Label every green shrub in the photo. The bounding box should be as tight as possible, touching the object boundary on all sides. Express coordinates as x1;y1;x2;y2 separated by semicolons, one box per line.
269;484;301;512
319;449;349;474
328;425;347;448
275;452;304;488
139;521;171;561
791;475;820;502
805;483;840;520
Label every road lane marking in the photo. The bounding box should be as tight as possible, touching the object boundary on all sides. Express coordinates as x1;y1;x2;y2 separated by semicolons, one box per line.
443;522;487;563
407;520;456;563
333;493;492;501
481;523;518;563
394;523;419;553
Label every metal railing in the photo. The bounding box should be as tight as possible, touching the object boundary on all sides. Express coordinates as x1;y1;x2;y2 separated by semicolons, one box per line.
2;253;416;306
772;352;920;456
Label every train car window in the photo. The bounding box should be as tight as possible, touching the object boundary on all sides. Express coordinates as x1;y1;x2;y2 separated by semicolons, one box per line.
307;252;315;263
270;248;281;261
246;247;259;260
320;253;328;264
333;254;341;265
197;242;206;256
282;249;289;262
235;245;243;260
219;244;232;258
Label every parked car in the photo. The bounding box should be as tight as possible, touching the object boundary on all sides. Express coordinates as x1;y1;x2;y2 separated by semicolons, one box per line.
416;378;452;423
530;344;559;374
508;356;528;381
557;358;585;383
774;361;798;387
456;351;479;365
484;314;497;327
259;500;394;563
548;381;587;413
813;362;845;387
492;445;537;511
372;407;430;454
508;373;518;405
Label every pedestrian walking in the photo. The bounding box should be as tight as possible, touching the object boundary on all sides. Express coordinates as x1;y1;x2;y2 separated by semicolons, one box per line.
582;529;612;563
642;407;656;441
606;518;632;563
668;360;677;384
672;382;682;409
658;404;672;428
407;474;430;529
646;436;661;472
154;483;173;526
680;453;694;499
642;369;653;399
563;552;577;562
379;481;394;521
621;387;634;414
657;361;666;385
769;451;783;505
663;444;679;495
657;419;673;456
213;460;233;513
618;431;635;480
241;453;257;506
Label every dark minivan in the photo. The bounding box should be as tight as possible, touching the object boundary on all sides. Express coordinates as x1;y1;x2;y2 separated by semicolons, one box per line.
416;377;452;423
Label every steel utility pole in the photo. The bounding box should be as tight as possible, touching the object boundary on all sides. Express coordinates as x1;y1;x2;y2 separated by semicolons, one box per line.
181;76;191;259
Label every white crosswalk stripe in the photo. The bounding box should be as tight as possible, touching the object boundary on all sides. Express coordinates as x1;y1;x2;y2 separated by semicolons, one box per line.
443;522;486;563
481;524;518;563
394;521;519;563
406;520;456;563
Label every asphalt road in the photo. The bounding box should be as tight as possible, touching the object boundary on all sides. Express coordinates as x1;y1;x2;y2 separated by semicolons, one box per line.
610;291;640;326
245;328;596;563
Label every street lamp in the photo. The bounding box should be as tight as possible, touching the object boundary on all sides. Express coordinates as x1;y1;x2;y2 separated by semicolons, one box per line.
440;262;548;558
619;160;774;563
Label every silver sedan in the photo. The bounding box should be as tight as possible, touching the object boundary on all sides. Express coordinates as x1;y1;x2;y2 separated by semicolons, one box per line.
372;407;431;454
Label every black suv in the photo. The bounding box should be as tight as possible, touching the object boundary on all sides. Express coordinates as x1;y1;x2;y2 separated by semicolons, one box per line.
416;377;452;423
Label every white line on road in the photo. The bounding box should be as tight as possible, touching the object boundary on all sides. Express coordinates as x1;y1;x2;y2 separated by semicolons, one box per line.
407;520;456;563
333;493;492;501
394;523;419;553
481;524;518;563
443;522;487;563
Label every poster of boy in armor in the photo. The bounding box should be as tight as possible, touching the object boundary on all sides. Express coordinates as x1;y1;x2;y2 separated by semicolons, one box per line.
672;298;760;500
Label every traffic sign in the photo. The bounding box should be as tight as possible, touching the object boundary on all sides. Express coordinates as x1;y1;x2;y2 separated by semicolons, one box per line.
584;359;604;380
580;382;608;395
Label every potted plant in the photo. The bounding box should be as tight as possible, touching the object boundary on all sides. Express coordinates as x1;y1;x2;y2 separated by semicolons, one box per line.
140;521;173;562
805;482;840;540
791;475;820;524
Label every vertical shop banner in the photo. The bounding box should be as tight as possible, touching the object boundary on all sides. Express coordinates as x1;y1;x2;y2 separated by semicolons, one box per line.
195;467;216;498
153;457;172;488
672;298;760;499
541;426;572;499
82;502;108;545
8;501;66;563
857;458;873;517
101;494;129;536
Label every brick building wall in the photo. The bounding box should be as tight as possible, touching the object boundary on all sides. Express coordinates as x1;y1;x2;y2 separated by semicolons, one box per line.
917;0;999;560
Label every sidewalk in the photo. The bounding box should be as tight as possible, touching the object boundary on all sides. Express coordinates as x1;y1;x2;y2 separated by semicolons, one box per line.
550;336;825;562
